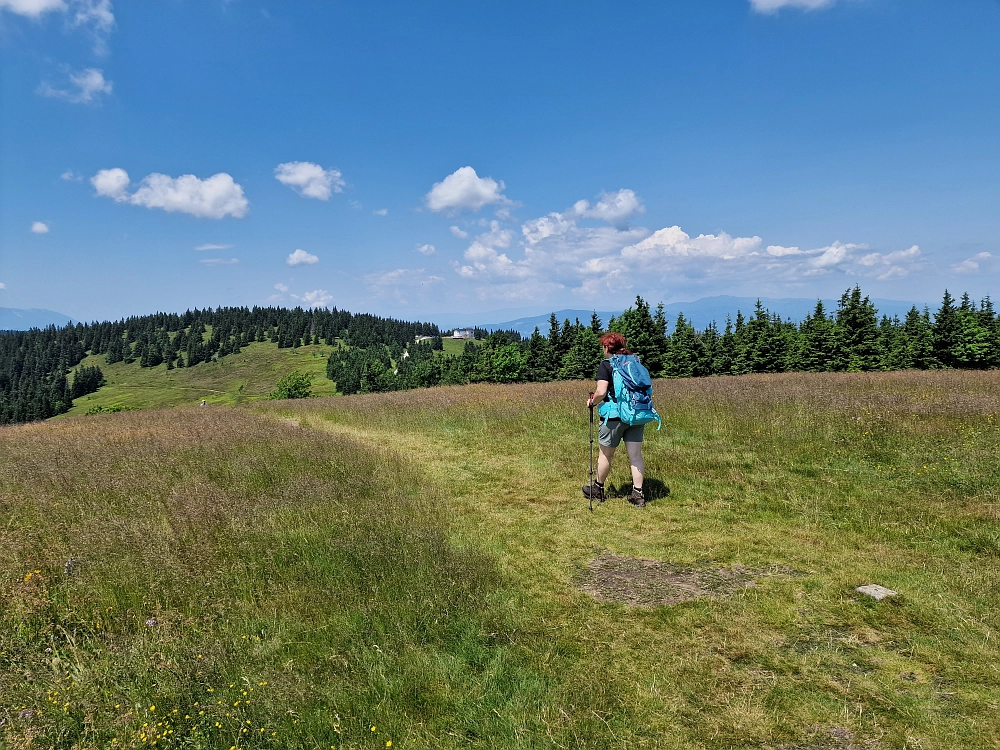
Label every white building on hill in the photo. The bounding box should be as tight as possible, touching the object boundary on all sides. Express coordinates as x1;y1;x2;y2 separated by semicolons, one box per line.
452;328;474;339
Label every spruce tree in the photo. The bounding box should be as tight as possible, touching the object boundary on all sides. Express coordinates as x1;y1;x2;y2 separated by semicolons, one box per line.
609;296;663;375
876;316;907;371
835;287;880;371
902;307;936;369
933;290;959;368
798;301;839;372
701;321;721;375
559;327;603;380
737;302;787;373
714;317;736;375
547;313;560;352
953;305;992;368
664;312;706;377
526;327;556;382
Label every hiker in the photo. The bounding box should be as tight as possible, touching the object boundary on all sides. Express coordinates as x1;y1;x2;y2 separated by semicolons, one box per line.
584;332;649;507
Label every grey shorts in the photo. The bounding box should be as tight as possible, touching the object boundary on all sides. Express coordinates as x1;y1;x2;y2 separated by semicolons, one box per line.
598;418;644;448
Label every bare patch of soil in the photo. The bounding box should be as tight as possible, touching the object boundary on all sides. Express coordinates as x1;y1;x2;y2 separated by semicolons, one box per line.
773;725;877;750
578;554;773;607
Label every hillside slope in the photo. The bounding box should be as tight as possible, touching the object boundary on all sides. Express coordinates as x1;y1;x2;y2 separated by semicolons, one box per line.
63;341;338;415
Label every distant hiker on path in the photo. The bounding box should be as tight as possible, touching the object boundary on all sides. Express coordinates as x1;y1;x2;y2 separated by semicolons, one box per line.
584;332;659;508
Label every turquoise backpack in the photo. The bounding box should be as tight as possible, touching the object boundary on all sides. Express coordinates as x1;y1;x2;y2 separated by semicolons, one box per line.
598;354;662;429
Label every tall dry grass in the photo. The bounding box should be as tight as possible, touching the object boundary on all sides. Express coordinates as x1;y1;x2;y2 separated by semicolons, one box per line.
0;408;542;749
4;370;999;749
260;369;1000;749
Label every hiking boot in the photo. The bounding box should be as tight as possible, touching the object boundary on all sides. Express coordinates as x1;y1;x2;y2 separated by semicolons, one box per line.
582;482;606;503
628;487;646;508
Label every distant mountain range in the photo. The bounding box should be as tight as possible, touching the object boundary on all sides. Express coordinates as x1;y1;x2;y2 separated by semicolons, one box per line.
0;308;74;331
1;296;931;337
436;295;930;338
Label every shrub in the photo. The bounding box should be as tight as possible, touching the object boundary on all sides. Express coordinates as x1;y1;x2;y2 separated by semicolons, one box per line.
85;404;136;414
268;370;313;400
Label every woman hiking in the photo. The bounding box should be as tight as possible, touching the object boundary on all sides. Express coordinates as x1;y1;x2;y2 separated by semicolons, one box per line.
583;332;647;508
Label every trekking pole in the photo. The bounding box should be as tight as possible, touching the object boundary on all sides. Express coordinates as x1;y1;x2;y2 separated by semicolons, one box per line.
588;392;595;513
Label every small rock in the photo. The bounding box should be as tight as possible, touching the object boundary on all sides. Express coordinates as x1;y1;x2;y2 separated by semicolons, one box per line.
856;584;897;601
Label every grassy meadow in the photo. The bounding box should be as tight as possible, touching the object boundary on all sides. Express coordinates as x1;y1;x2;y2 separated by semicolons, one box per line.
3;370;1000;748
62;343;339;415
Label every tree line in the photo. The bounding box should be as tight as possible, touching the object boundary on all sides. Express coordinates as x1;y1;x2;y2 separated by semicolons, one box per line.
0;306;439;424
4;288;998;423
327;287;1000;394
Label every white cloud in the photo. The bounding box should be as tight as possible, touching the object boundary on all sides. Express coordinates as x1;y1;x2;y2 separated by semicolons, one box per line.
38;67;112;104
274;161;344;200
953;252;994;274
455;221;532;282
73;0;112;33
91;167;129;200
857;244;921;280
449;225;469;239
750;0;837;12
0;282;6;290
570;189;644;229
766;245;802;256
425;166;508;213
367;268;444;288
199;257;239;266
416;243;436;256
130;173;248;219
31;221;50;234
621;226;763;261
440;186;923;302
60;169;82;181
92;168;249;218
293;289;333;308
0;0;65;18
373;208;388;216
1;1;114;52
274;283;290;293
195;243;233;251
286;249;319;266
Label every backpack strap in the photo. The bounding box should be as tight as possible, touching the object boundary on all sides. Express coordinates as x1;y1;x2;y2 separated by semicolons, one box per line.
606;355;622;402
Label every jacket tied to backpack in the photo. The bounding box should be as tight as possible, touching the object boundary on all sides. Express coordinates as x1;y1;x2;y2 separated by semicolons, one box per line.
597;354;662;429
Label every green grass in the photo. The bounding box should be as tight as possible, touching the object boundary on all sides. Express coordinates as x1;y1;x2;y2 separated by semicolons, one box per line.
260;371;1000;749
439;337;469;356
4;370;1000;748
63;342;338;415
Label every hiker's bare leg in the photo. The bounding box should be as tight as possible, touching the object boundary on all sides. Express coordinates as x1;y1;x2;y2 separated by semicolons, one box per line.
597;444;615;484
625;440;645;488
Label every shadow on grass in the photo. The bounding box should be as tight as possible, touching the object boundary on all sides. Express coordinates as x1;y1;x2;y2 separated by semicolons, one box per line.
606;477;670;501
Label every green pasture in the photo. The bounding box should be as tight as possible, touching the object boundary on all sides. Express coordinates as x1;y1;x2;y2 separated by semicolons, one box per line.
3;370;999;749
62;342;338;415
439;336;469;356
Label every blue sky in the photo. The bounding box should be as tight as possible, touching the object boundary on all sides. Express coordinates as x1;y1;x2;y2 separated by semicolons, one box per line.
2;0;999;322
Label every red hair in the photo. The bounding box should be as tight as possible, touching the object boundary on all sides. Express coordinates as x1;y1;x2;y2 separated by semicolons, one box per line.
599;332;631;355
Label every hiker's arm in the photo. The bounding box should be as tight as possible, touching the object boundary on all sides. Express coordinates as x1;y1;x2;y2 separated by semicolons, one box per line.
588;380;610;407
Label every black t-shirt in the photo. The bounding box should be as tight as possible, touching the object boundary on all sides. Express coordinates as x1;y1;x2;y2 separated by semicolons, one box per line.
595;359;613;384
595;359;614;406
